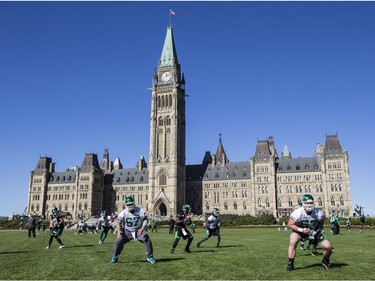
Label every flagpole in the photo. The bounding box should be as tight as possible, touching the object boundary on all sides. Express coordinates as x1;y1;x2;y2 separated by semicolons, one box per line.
169;9;171;27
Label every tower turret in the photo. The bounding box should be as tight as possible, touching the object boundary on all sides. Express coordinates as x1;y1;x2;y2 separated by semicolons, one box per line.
148;25;186;217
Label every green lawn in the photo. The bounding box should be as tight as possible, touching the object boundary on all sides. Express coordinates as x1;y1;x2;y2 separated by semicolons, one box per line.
0;227;374;280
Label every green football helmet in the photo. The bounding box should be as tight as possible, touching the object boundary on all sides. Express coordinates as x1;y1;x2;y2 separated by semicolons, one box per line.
213;208;220;216
51;207;58;213
125;196;135;212
182;204;190;212
302;194;315;212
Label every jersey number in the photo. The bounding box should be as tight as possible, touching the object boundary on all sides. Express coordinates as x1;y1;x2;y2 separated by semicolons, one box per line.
301;219;316;229
125;217;140;227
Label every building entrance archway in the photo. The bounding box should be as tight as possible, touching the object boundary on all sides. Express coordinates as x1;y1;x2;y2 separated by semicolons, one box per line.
158;202;167;216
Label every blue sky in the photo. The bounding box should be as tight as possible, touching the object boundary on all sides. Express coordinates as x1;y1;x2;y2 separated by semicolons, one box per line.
1;1;374;216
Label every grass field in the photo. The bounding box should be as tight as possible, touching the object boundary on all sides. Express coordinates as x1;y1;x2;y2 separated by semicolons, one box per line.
0;226;374;280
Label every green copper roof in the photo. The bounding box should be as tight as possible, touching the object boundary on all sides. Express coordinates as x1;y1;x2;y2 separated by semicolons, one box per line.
159;26;178;67
282;145;291;159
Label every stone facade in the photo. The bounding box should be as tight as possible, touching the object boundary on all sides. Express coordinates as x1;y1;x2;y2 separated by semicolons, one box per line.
27;26;352;220
193;135;351;218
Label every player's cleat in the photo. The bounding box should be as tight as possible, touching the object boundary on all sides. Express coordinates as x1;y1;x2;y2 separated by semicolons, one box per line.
147;257;156;264
196;242;201;248
311;251;318;256
45;246;50;249
108;258;118;264
216;245;220;248
170;248;174;254
287;264;294;271
184;248;191;253
58;245;65;249
99;240;102;244
300;246;305;250
322;259;331;269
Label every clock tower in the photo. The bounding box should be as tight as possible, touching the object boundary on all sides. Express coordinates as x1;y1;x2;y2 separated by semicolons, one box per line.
148;26;186;217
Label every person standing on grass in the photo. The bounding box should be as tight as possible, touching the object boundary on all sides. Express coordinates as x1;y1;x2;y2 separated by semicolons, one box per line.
346;217;351;235
287;194;332;271
170;204;193;254
108;196;156;264
168;215;175;234
197;208;221;248
41;217;47;233
27;214;36;238
46;207;65;249
37;217;42;234
335;211;341;235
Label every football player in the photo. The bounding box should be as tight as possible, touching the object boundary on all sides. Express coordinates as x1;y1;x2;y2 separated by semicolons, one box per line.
170;204;194;253
346;217;351;235
354;204;366;233
98;211;111;244
76;219;86;235
287;194;332;271
329;211;337;234
46;207;65;249
109;196;156;264
150;220;158;233
197;207;221;248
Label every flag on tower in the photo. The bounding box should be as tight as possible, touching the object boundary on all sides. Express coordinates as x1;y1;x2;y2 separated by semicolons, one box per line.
170;9;176;16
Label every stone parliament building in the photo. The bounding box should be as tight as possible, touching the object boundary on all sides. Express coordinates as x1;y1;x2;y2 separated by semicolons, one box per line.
27;26;352;220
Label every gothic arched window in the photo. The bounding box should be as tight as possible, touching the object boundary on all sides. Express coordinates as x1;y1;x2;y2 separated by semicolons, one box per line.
277;198;282;207
318;197;323;207
159;173;167;186
331;197;336;206
340;196;345;206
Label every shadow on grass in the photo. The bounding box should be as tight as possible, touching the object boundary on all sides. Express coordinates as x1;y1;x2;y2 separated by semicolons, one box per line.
132;257;185;263
194;249;216;253
302;252;323;256
217;244;244;248
68;244;95;248
0;250;30;254
294;262;349;271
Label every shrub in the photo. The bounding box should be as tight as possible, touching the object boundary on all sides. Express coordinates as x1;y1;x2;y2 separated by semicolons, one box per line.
220;213;277;226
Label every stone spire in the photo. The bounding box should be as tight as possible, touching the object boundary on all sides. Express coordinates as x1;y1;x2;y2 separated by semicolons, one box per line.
215;133;229;165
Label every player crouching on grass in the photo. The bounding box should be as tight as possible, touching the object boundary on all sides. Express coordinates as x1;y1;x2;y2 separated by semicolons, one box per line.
108;196;156;264
287;194;332;271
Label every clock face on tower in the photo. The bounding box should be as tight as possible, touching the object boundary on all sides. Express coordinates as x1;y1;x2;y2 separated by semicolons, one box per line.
161;71;171;82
